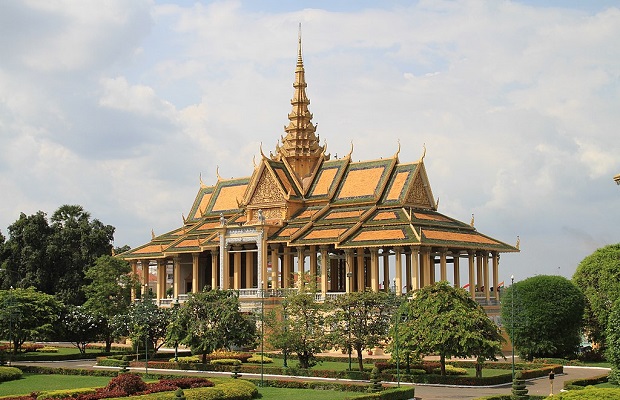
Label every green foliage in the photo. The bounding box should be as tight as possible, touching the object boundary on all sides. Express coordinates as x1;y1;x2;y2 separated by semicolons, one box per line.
170;356;201;363
399;281;504;376
112;296;173;356
0;366;22;382
0;205;116;305
268;289;328;369
572;243;620;348
83;255;136;352
106;373;147;395
0;287;63;354
58;305;101;354
501;275;585;361
175;289;257;362
606;298;620;384
432;365;467;375
326;290;393;372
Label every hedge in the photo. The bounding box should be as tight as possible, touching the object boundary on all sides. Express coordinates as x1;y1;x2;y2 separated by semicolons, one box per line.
104;380;257;400
37;388;97;400
246;379;370;392
473;396;545;400
546;387;620;399
563;373;609;390
344;387;415;400
0;366;23;382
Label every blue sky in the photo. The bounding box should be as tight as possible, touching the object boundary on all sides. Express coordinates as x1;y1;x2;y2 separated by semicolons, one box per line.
1;0;619;282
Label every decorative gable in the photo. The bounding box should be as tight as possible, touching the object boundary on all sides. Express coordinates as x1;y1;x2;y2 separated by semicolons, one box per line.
248;169;286;206
405;168;435;210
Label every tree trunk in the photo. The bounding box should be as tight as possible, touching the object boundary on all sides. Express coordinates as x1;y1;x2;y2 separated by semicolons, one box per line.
475;359;483;378
440;353;446;376
356;345;364;372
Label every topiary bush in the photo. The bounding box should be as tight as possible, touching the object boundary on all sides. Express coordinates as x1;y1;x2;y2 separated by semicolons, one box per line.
206;350;252;362
432;365;468;375
210;358;241;366
169;356;200;363
511;371;528;399
36;347;59;353
0;366;23;382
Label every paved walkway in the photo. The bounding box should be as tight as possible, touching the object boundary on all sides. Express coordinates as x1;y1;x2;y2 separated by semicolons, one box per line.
13;359;610;400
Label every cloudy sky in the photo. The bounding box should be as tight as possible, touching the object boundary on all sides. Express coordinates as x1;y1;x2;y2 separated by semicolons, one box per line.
1;0;619;283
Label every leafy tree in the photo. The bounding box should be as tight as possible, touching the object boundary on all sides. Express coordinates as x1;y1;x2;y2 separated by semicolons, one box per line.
573;243;620;349
1;211;52;290
327;290;393;372
0;287;63;354
176;289;256;363
400;281;504;376
606;299;620;384
0;205;116;305
83;255;137;352
113;295;172;356
58;305;102;354
501;275;585;361
269;290;327;369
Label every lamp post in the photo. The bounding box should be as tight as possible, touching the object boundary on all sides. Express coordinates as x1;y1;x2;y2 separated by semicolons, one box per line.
283;301;288;369
173;298;180;362
6;286;14;366
346;271;353;371
260;281;265;387
143;284;149;378
391;278;401;387
511;275;515;381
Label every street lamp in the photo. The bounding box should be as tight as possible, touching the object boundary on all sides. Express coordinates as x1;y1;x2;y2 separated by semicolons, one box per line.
173;298;180;362
143;284;149;377
260;281;265;387
391;278;401;387
283;301;288;369
511;275;515;381
346;271;353;371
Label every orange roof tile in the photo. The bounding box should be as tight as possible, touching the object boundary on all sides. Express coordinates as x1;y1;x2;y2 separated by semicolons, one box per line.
313;168;338;196
193;193;213;219
326;210;363;219
174;239;201;248
353;229;405;242
305;228;347;239
339;167;384;198
279;227;300;237
134;245;165;254
414;213;451;222
386;171;410;201
297;209;318;219
422;230;499;244
212;184;248;211
197;221;221;231
374;211;398;220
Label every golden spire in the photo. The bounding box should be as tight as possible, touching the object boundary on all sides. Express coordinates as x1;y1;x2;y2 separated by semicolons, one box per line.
277;24;325;181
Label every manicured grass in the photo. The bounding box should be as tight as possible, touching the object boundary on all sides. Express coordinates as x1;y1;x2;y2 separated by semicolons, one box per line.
257;386;362;399
0;374;112;397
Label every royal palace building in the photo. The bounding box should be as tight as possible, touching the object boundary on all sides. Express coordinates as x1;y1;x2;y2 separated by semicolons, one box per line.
119;36;519;312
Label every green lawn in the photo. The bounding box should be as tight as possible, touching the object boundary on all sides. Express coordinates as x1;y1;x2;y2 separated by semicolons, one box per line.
0;374;113;397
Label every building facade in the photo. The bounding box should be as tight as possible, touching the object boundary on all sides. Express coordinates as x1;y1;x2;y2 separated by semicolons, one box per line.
119;36;518;310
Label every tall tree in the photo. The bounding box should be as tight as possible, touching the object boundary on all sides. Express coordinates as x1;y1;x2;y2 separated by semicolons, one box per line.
0;287;63;354
327;290;393;372
573;243;620;349
501;275;585;361
48;205;115;305
83;255;136;352
400;281;504;376
269;290;327;369
175;289;256;363
1;211;52;290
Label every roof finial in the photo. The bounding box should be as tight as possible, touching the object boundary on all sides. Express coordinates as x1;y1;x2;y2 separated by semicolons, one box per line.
298;23;302;64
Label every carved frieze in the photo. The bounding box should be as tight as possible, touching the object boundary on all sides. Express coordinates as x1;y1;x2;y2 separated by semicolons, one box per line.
406;175;432;208
249;171;284;205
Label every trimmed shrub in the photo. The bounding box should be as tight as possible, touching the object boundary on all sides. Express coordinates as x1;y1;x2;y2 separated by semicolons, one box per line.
21;343;44;353
210;359;241;366
169;356;200;363
206;350;252;363
37;388;97;399
36;347;59;353
563;373;609;390
547;387;620;399
246;355;273;364
344;387;415;400
105;373;147;395
0;366;23;382
432;365;467;375
96;358;127;368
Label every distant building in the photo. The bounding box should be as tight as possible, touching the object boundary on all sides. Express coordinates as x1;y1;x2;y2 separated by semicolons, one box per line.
119;35;518;309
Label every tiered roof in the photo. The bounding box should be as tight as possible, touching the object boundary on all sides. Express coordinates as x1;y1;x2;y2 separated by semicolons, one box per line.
120;35;517;261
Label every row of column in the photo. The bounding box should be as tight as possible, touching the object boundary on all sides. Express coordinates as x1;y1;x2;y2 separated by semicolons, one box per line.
132;246;501;302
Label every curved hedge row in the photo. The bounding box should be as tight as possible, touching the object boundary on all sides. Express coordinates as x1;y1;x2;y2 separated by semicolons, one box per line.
104;380;257;400
547;387;620;399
